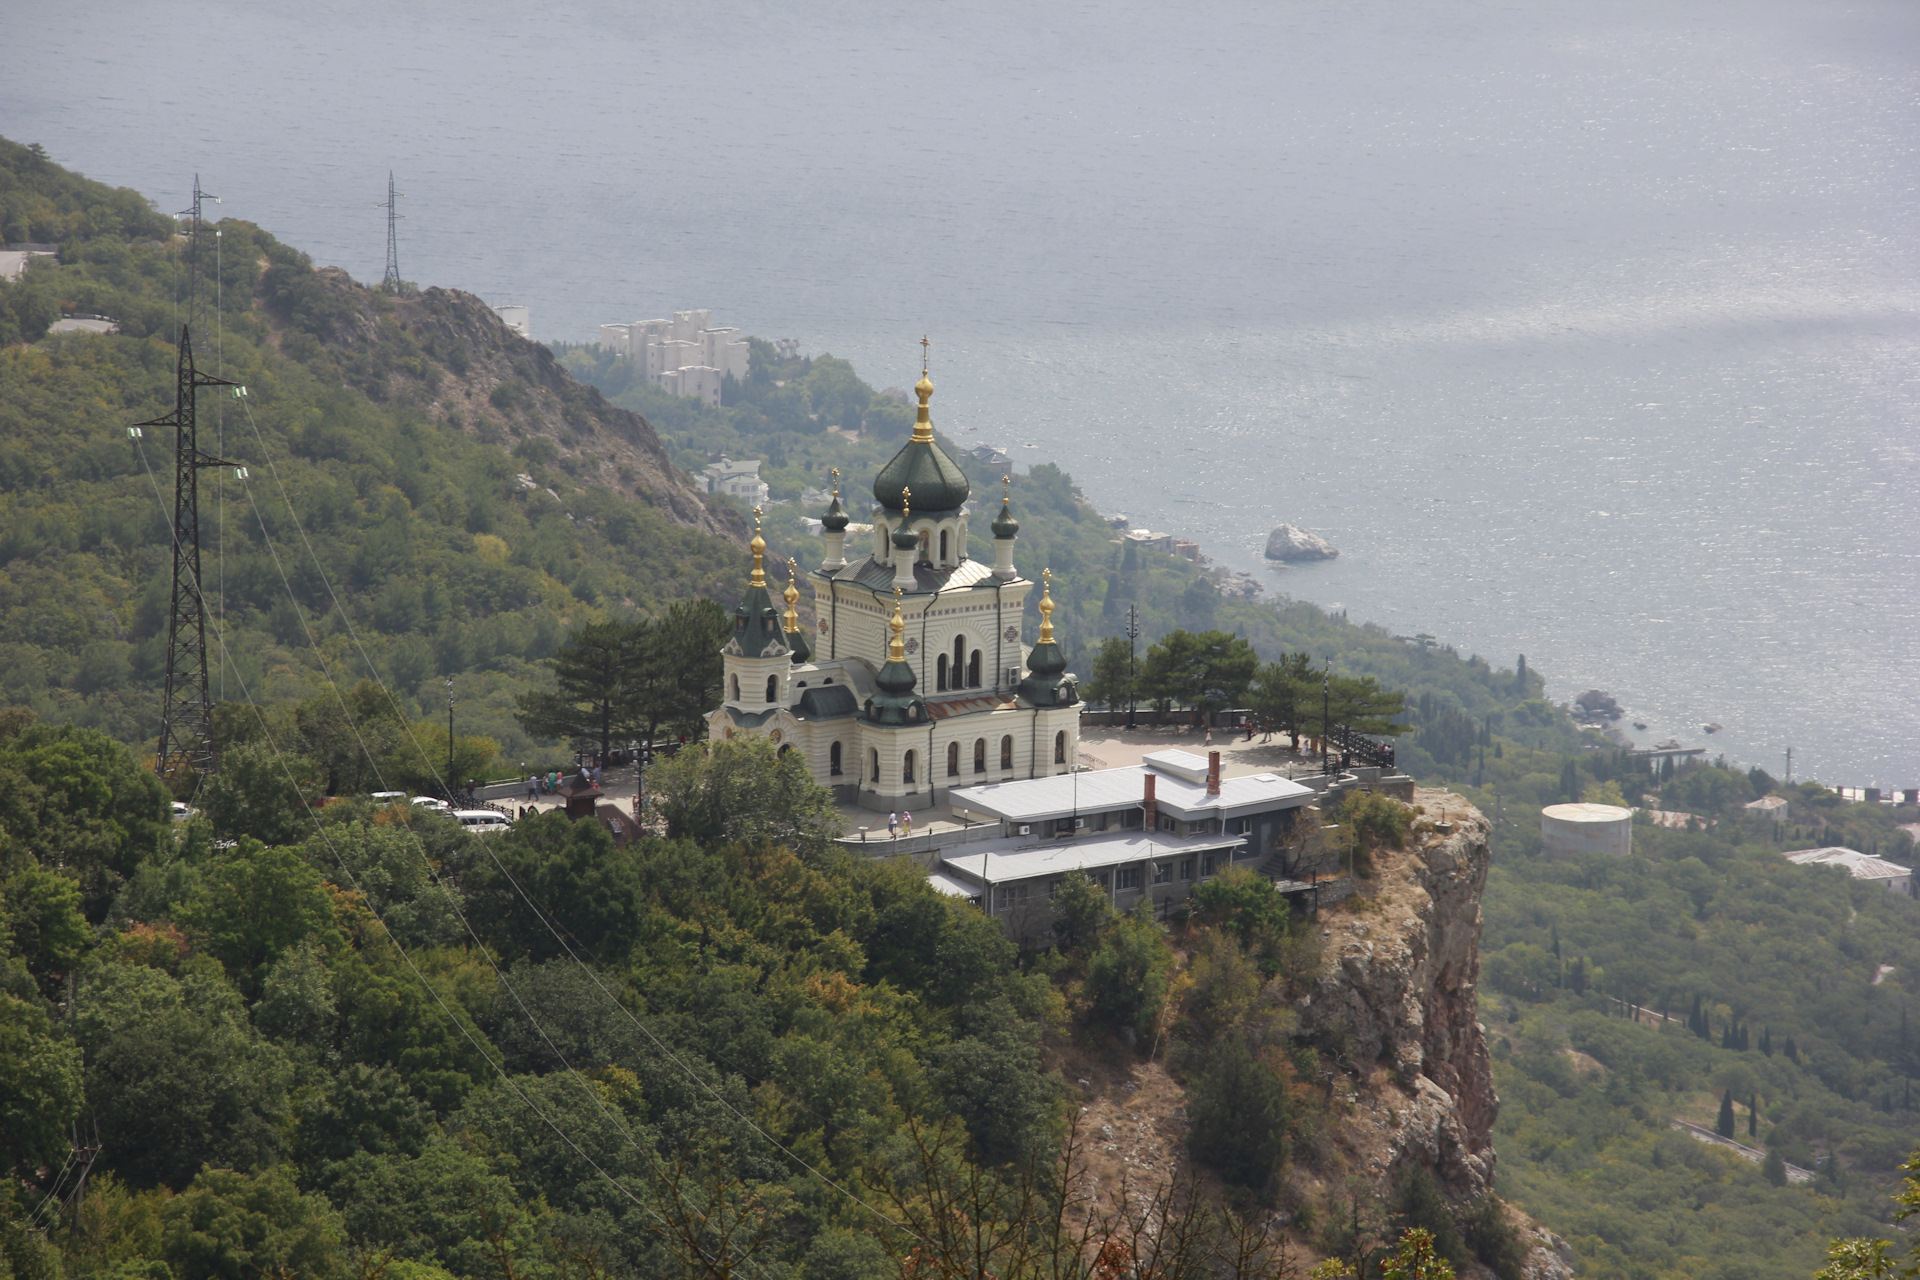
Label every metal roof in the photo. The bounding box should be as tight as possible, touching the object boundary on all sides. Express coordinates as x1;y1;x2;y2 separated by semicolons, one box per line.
942;830;1246;884
1785;847;1910;880
949;763;1314;825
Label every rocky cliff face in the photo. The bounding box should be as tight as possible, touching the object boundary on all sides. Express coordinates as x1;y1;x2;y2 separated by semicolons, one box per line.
1300;787;1573;1279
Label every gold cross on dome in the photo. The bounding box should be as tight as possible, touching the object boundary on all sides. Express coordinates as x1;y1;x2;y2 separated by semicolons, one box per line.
920;334;930;372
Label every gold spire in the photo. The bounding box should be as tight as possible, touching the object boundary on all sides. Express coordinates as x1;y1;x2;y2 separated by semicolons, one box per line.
901;486;912;522
1037;567;1056;644
912;339;935;443
783;558;801;632
749;506;766;588
888;586;906;661
1002;473;1012;510
830;466;840;498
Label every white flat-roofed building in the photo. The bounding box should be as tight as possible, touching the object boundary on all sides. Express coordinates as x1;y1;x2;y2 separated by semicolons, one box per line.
1785;847;1913;896
939;747;1319;942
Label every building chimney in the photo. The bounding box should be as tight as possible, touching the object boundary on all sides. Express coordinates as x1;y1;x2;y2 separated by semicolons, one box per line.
1207;750;1222;797
1143;773;1157;832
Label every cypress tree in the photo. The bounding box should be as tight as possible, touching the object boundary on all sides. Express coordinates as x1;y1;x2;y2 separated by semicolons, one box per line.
1749;1094;1759;1138
1550;924;1561;960
1785;1035;1799;1063
1761;1026;1772;1057
1717;1090;1736;1138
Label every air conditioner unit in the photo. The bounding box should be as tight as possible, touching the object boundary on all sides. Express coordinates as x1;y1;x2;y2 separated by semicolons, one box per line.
1017;824;1032;836
1073;817;1087;829
1005;667;1022;688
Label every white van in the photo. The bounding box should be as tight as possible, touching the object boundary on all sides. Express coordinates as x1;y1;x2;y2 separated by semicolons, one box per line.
452;809;512;834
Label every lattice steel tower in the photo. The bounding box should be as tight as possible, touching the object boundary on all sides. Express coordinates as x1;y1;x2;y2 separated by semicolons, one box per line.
381;171;404;292
140;326;237;787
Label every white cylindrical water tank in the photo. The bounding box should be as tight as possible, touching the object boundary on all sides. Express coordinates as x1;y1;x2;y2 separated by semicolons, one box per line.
1540;802;1633;858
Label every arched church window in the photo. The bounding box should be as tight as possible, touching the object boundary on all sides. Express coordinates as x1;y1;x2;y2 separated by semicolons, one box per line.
729;674;739;701
903;750;916;783
830;741;843;775
870;748;880;783
968;650;981;687
936;654;949;691
766;674;778;703
919;530;931;562
973;739;986;774
953;634;965;676
947;742;960;777
1054;730;1067;765
939;529;950;562
1000;736;1013;770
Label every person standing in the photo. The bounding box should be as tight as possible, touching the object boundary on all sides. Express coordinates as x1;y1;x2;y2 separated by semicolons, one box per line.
901;810;913;837
887;811;898;838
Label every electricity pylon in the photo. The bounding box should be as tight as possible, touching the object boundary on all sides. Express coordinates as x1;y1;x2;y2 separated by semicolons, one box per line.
138;326;238;789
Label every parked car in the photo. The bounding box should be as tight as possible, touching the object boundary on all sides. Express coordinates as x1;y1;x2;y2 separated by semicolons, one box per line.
170;801;194;822
451;809;512;834
411;796;451;812
370;791;406;804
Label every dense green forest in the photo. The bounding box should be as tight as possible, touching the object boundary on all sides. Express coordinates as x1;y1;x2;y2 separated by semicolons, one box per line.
1;712;1529;1280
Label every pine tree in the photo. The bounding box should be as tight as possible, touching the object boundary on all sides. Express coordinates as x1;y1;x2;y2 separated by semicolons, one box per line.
1717;1090;1736;1138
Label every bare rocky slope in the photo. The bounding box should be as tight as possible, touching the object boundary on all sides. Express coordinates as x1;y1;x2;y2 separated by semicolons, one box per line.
1057;787;1574;1278
1296;787;1574;1278
262;263;738;540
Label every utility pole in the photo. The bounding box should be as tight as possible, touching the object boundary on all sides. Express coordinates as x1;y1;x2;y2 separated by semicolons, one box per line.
380;171;404;293
445;676;456;802
1784;745;1793;786
1124;604;1140;730
140;326;238;789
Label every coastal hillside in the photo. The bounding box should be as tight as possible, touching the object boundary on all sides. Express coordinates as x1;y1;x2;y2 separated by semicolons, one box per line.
0;137;744;756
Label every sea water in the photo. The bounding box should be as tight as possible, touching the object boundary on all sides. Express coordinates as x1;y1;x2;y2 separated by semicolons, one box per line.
5;0;1915;785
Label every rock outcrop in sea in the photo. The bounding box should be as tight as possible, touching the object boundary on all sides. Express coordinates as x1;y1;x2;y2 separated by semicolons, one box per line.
1264;523;1339;561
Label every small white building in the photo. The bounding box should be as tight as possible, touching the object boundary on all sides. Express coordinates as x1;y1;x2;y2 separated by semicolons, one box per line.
700;457;769;507
1541;802;1633;858
1784;847;1913;896
1744;795;1789;822
493;304;531;339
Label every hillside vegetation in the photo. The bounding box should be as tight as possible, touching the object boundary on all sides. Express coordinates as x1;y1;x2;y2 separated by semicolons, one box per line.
0;137;741;765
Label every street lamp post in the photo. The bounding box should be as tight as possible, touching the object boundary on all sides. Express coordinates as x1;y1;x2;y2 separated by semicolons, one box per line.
1321;659;1331;777
1125;604;1140;731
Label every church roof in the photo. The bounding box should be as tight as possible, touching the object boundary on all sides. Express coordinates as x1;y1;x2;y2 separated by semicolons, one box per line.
819;554;999;595
796;685;859;720
723;511;790;660
872;372;970;513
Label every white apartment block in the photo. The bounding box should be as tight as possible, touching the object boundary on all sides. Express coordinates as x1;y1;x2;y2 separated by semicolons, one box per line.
598;308;750;406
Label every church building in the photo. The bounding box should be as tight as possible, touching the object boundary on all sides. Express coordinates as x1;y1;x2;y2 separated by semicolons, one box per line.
705;366;1081;809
